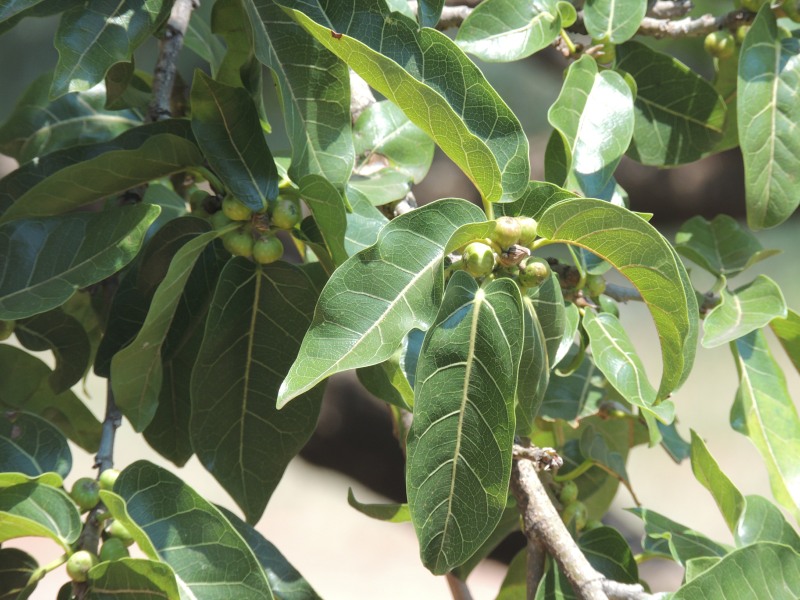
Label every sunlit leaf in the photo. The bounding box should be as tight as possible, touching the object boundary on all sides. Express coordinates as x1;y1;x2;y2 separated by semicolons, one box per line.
0;481;81;551
690;430;745;532
299;174;349;266
772;308;800;375
583;0;646;44
735;495;800;551
347;488;410;523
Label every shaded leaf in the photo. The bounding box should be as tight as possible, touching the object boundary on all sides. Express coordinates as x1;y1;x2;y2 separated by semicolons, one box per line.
495;549;526;600
580;425;629;484
616;41;726;166
348;169;412;207
190;259;324;523
347;488;410;523
0;548;38;600
540;353;606;422
185;9;226;74
690;430;745;533
104;61;153;112
736;495;800;551
356;353;414;411
0;0;47;22
738;7;800;229
772;308;800;375
516;297;549;437
88;558;180;600
407;273;523;574
579;526;638;583
417;0;444;27
0;481;81;551
528;272;567;366
99;490;160;558
299;174;349;266
658;421;691;463
629;507;730;565
0;204;160;320
0;411;71;478
583;0;646;44
731;330;800;520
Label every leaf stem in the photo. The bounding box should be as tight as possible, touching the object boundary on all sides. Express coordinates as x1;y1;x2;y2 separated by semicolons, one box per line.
559;29;578;55
553;459;594;482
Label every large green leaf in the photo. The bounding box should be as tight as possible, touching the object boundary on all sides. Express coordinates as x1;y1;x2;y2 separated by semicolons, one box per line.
276;0;529;203
702;275;787;348
277;199;485;406
580;424;630;485
114;461;274;599
0;547;38;600
406;273;523;574
450;501;521;580
0;346;101;451
732;330;800;520
244;0;354;188
190;259;324;523
0;481;81;551
674;214;781;278
111;225;228;431
690;430;745;533
0;411;71;478
88;559;180;600
537;199;697;400
190;71;279;212
455;0;560;62
548;56;634;198
736;495;800;550
583;0;646;44
50;0;171;99
299;174;349;266
0;203;160;320
616;41;726;166
673;542;800;598
772;309;800;375
0;73;139;162
738;7;800;229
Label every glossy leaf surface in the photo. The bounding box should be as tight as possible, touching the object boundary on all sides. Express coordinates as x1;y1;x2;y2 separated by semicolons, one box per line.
407;273;523;574
735;494;800;550
0;411;71;478
299;174;349;266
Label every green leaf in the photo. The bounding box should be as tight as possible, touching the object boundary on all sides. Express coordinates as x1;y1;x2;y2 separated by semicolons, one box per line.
690;430;745;533
244;0;354;188
579;527;638;583
702;275;787;348
659;421;691;463
530;273;568;367
495;549;526;600
0;481;81;550
185;9;226;75
50;0;171;99
555;303;581;368
348;169;412;207
111;225;227;431
772;309;800;375
113;462;274;599
278;198;485;406
628;507;730;565
88;558;180;600
0;204;160;319
673;542;800;598
299;174;349;266
104;62;153;112
342;185;387;255
708;45;740;155
406;273;523;574
276;0;530;203
674;214;781;278
356;353;414;410
537;199;698;401
217;506;322;600
0;0;47;22
0;411;71;478
580;424;630;484
0;72;139;162
0;135;200;223
455;0;561;62
353;100;434;184
417;0;444;27
738;7;800;229
212;0;265;110
732;330;800;520
451;501;521;580
99;490;160;558
583;0;646;44
190;71;279;212
548;56;634;198
540;354;606;422
347;488;411;523
0;548;38;600
190;259;324;523
736;495;800;550
516;297;549;437
616;41;726;166
16;308;91;392
0;346;101;451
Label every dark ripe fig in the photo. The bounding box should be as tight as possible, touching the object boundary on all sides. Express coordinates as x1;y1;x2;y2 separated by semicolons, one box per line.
463;241;496;277
491;216;521;249
222;196;253;221
253;235;284;265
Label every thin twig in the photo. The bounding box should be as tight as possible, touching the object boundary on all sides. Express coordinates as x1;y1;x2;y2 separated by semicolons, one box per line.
95;382;122;474
148;0;198;122
446;573;475;600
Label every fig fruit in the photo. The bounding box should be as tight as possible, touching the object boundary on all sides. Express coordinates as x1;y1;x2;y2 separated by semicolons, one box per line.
99;538;129;562
222;229;254;258
222;196;253;222
518;257;551;288
98;469;120;491
66;551;98;582
253;235;284;265
70;477;100;512
463;241;496;277
491;216;521;249
271;198;302;230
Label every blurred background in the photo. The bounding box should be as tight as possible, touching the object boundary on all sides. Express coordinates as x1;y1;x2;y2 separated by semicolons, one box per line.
1;2;799;598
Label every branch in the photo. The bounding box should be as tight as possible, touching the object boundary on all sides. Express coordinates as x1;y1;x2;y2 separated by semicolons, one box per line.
446;573;475;600
95;381;122;473
407;1;474;29
647;0;693;18
147;0;198;122
636;9;753;38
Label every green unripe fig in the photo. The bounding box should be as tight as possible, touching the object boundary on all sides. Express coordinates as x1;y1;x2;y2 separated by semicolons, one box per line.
70;477;100;511
585;519;604;530
561;500;588;530
0;320;14;341
491;216;521;249
559;481;579;505
584;273;606;297
222;196;253;221
270;198;302;230
463;241;496;277
98;469;120;491
704;30;736;59
591;36;616;65
253;235;284;264
516;217;538;247
107;520;135;547
99;537;129;562
222;229;254;258
519;257;552;288
735;25;750;44
66;551;98;582
210;211;233;230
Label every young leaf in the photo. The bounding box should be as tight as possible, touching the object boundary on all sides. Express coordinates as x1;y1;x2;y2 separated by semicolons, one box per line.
738;7;800;229
347;488;411;523
0;411;71;478
113;461;275;599
702;275;787;348
0;203;160;320
0;481;81;551
537;199;698;401
616;41;726;166
772;309;800;375
88;559;181;600
455;0;561;63
50;0;172;99
275;0;530;203
407;273;523;574
190;259;324;524
731;330;800;521
735;495;800;551
583;0;646;44
277;198;485;407
690;430;745;532
190;71;279;212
